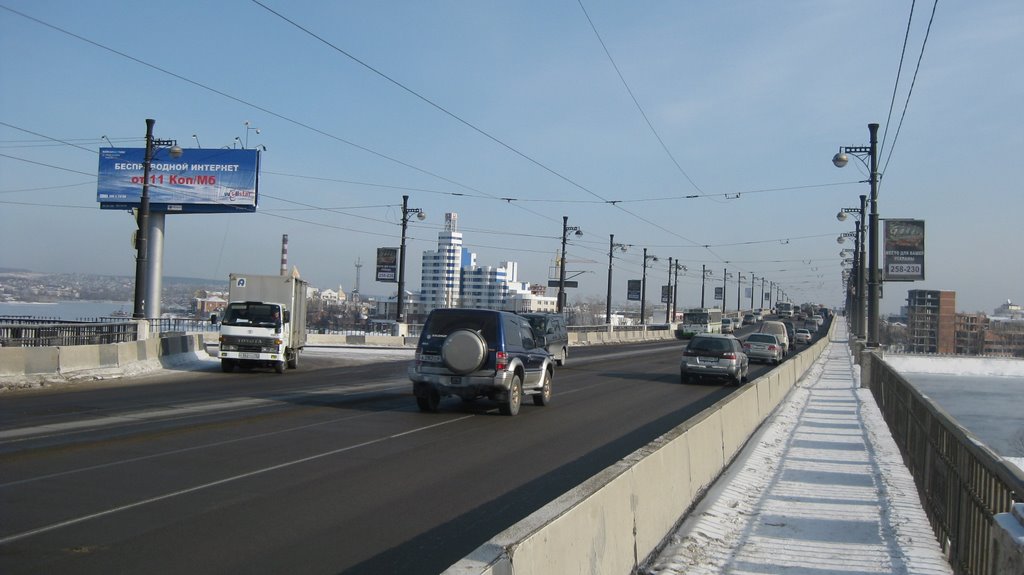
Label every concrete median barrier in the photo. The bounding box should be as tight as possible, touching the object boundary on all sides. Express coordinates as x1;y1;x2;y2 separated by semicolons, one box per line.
445;322;835;575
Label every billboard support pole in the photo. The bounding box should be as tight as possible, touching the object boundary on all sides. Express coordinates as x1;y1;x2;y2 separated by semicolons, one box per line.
132;119;179;319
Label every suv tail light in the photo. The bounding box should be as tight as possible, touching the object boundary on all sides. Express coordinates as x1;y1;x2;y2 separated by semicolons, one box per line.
496;351;508;370
721;352;737;360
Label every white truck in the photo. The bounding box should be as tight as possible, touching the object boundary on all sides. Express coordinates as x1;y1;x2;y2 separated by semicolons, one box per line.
215;273;308;374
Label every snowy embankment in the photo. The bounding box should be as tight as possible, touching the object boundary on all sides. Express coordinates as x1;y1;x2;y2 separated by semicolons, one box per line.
885;354;1024;377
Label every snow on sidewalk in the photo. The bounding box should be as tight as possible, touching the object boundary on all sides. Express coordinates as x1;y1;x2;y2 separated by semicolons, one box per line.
645;326;953;574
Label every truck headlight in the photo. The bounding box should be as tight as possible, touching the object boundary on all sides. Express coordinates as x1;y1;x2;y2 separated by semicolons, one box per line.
220;344;238;351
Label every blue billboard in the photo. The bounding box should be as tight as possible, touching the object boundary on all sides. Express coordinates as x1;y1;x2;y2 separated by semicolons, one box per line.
97;147;259;213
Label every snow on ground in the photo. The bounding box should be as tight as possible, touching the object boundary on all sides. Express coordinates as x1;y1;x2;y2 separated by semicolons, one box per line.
885;354;1024;377
645;333;953;575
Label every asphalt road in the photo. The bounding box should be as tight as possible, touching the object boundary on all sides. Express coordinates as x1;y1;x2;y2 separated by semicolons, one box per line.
0;320;825;574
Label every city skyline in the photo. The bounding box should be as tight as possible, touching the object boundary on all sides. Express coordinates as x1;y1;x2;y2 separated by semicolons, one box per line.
2;2;1021;315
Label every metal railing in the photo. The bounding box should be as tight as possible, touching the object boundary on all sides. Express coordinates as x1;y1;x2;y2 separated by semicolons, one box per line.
861;350;1024;575
0;320;139;347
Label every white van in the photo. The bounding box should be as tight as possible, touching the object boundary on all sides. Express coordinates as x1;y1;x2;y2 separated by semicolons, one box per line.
757;320;791;355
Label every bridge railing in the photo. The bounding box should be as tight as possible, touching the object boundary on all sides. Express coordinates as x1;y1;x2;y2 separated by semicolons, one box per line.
861;349;1024;575
0;320;139;347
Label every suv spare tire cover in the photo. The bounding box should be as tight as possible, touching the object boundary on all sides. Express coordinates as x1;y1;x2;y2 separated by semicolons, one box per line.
442;329;488;374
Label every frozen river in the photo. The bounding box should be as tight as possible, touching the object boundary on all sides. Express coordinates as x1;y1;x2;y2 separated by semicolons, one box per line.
886;355;1024;457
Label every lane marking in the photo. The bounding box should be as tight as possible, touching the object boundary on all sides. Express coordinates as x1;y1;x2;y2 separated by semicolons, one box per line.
0;414;475;545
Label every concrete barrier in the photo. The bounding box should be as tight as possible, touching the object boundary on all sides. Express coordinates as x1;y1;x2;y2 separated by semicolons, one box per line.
445;321;835;574
0;334;202;385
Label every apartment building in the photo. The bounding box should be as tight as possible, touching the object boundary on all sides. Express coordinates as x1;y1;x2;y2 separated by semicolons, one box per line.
414;212;556;317
905;289;956;354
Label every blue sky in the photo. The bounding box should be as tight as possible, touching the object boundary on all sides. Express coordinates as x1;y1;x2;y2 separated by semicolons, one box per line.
1;1;1021;315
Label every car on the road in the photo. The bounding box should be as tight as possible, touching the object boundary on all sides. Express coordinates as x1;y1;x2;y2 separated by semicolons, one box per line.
757;320;791;355
680;333;749;386
803;319;819;333
720;317;736;334
408;308;554;415
520;312;569;366
742;313;757;326
742;333;784;364
794;328;812;344
781;320;797;346
811;314;824;327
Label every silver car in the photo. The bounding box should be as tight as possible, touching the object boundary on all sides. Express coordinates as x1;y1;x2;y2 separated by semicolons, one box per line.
742;333;784;364
680;333;749;386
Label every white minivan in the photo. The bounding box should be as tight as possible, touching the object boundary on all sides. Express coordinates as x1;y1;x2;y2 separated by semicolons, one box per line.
757;320;791;355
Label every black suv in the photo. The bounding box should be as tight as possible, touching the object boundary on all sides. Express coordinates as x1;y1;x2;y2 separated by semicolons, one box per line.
408;308;554;415
519;312;569;366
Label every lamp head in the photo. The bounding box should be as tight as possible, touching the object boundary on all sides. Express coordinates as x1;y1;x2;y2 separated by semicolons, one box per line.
416;211;426;221
836;211;847;222
832;152;849;168
836;236;845;245
168;145;183;159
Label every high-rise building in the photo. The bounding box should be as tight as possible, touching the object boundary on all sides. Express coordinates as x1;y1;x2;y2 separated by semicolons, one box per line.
905;289;956;354
415;212;556;315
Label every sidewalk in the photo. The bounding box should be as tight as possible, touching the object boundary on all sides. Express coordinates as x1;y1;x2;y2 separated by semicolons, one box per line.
645;320;954;574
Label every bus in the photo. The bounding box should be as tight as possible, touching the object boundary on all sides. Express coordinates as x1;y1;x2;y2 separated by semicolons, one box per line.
678;308;723;335
776;301;794;318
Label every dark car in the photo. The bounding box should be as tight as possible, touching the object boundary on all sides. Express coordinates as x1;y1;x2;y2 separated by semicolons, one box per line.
680;333;749;386
780;320;797;350
408;308;554;415
520;312;569;366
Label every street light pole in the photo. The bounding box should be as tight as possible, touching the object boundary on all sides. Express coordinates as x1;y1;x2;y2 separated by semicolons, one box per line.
736;273;742;312
665;258;674;323
640;249;657;325
558;216;582;314
672;262;683;321
700;264;707;308
721;268;727;314
132;118;180;319
833;123;881;346
396;194;425;324
606;234;628;325
750;274;756;309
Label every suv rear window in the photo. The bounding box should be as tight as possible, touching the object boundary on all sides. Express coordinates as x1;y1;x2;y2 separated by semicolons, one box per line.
422;311;498;342
688;337;733;353
747;334;776;343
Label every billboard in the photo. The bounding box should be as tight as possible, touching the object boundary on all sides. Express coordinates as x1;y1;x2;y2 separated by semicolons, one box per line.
884;219;925;282
627;279;641;301
376;247;398;282
97;147;259;213
661;285;672;303
714;286;723;300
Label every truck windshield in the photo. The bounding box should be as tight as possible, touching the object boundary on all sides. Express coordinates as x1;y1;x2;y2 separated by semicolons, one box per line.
221;303;282;327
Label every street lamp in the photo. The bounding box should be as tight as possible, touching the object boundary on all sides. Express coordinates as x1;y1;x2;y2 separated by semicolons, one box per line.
672;262;685;322
606;234;629;326
133;118;182;319
700;265;711;308
833;123;880;346
396;195;425;324
837;194;868;339
721;269;731;314
558;216;583;314
640;249;658;325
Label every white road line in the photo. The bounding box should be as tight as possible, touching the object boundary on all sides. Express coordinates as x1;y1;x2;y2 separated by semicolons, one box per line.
0;415;475;545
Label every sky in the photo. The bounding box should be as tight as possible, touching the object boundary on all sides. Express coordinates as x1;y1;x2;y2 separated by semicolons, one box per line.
1;1;1022;315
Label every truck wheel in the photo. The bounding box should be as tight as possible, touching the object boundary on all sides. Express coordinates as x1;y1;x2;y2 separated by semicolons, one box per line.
500;375;522;416
532;370;552;406
274;361;285;374
417;390;440;412
221;359;235;373
287;350;299;370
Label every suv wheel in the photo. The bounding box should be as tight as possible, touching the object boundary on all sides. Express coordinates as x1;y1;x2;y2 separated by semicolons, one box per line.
500;374;522;416
532;370;552;406
417;389;441;412
557;347;567;367
441;329;487;374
